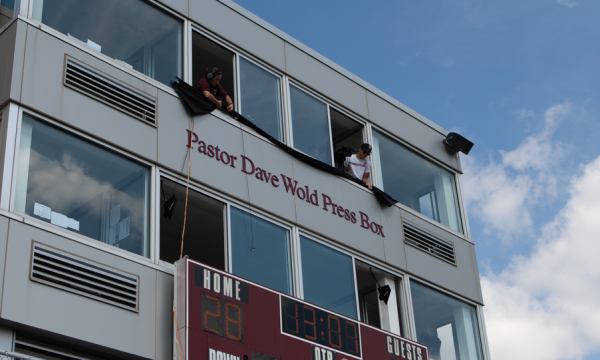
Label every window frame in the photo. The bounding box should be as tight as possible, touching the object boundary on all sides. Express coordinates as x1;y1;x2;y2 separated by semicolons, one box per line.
369;124;467;238
227;202;297;296
8;107;157;263
405;276;488;356
25;0;187;95
236;54;288;143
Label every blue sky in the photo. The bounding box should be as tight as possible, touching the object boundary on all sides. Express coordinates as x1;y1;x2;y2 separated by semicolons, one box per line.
230;0;600;359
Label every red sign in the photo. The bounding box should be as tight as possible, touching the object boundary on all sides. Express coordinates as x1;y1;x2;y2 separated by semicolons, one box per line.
175;258;428;360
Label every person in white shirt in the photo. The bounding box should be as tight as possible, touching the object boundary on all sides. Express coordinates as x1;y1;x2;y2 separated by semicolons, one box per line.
344;143;373;189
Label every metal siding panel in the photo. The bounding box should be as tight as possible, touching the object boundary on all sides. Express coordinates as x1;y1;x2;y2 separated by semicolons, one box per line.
285;43;369;119
20;27;158;160
156;0;189;17
367;91;461;172
0;22;15;104
241;131;296;223
188;0;286;71
292;160;386;260
172;114;249;202
380;206;407;270
2;221;157;358
156;270;174;360
9;21;26;103
401;213;481;303
0;216;9;308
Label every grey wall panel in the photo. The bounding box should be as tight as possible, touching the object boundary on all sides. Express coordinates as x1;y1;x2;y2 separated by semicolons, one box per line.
174;115;249;202
400;213;481;303
188;1;286;72
1;221;158;359
20;26;158;160
155;271;174;360
0;21;16;104
285;43;369;119
292;161;385;260
157;88;191;167
9;21;26;103
367;91;460;172
156;0;189;17
380;206;407;270
0;216;9;307
241;131;296;223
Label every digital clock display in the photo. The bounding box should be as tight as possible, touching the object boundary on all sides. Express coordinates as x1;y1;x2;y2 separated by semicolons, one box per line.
201;292;244;342
280;296;361;357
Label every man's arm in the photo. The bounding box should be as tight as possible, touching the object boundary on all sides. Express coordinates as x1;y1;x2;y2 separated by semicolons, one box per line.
202;91;222;108
362;172;372;189
224;95;233;112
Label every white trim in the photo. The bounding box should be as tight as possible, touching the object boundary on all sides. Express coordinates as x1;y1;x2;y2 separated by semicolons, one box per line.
477;304;492;360
0;103;19;211
455;171;472;240
152;165;161;263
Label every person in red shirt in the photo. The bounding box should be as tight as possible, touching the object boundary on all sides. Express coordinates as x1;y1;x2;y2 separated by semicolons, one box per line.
196;67;234;112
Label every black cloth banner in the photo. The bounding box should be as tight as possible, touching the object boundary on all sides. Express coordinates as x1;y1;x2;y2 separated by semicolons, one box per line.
172;78;398;207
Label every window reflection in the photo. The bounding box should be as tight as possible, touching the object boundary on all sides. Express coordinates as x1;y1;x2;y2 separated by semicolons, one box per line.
239;57;283;141
372;130;462;233
411;281;483;360
31;0;182;86
15;115;150;257
230;207;292;294
300;236;357;319
290;85;332;165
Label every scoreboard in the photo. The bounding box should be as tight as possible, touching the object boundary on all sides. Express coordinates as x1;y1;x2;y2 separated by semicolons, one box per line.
174;257;428;360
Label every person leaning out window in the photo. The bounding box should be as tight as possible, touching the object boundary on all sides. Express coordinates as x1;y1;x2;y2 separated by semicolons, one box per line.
196;67;234;112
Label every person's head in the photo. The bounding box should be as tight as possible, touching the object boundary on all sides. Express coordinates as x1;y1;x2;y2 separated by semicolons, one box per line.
357;143;372;159
205;67;223;83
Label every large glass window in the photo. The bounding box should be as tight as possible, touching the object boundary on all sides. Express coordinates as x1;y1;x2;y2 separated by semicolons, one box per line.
239;57;283;140
411;281;484;360
372;130;462;232
0;0;14;28
160;178;225;269
300;236;357;319
31;0;182;86
289;85;332;164
230;207;292;294
14;115;150;257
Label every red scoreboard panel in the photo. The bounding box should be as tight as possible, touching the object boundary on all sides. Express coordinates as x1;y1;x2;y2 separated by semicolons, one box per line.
175;257;429;360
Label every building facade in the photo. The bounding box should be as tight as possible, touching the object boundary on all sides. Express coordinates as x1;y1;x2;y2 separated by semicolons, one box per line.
0;0;490;359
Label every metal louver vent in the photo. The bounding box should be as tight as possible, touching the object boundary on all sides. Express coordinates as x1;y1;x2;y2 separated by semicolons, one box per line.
403;222;456;265
64;57;157;124
30;243;139;312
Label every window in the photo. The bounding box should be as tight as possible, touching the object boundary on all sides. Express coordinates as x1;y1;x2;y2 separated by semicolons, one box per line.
159;178;225;269
300;236;357;319
289;85;332;164
14;115;150;257
0;0;14;28
31;0;182;86
239;57;283;141
230;207;292;294
289;85;365;168
192;31;235;104
410;281;484;360
372;130;462;233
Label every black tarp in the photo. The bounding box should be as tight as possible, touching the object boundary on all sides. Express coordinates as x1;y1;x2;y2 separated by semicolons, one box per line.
172;78;398;207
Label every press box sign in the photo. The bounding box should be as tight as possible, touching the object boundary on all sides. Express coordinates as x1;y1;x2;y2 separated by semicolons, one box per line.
174;257;428;360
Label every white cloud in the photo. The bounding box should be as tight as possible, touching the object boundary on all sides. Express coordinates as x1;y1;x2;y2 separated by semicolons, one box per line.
462;101;573;241
556;0;578;8
482;155;600;360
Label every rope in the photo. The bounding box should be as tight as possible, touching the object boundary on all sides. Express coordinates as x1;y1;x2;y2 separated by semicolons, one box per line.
179;119;194;260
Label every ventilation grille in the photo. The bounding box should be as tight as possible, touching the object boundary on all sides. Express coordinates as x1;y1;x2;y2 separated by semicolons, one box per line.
403;222;456;265
30;243;139;312
64;57;157;124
